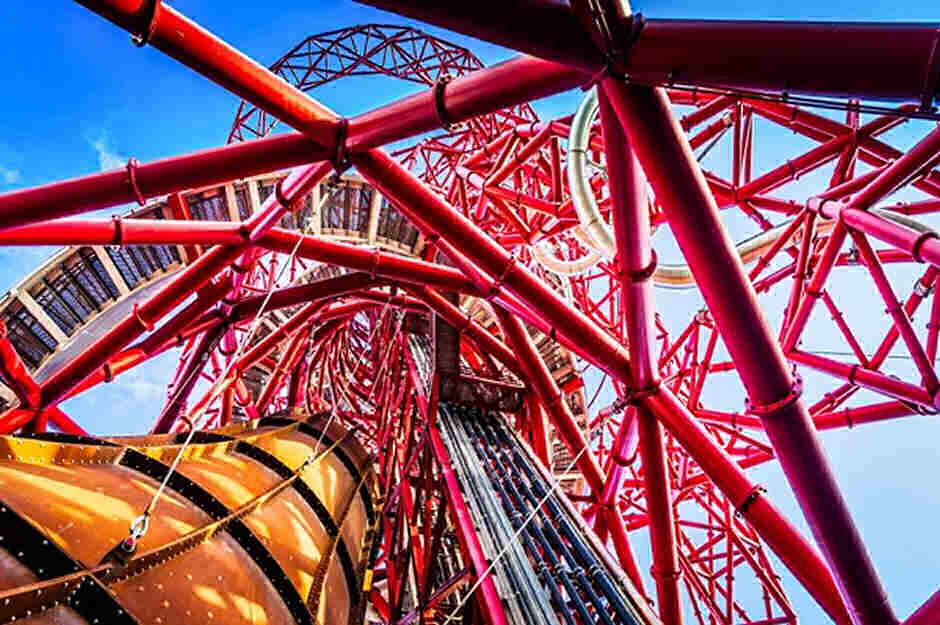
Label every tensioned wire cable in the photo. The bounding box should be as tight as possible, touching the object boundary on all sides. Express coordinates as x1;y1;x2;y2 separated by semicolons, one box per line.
307;289;399;464
127;191;329;542
441;441;591;624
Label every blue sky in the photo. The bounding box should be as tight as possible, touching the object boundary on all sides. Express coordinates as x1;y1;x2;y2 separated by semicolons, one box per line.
1;0;940;623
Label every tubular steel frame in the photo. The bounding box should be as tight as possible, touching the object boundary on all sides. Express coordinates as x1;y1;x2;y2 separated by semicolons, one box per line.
0;3;938;625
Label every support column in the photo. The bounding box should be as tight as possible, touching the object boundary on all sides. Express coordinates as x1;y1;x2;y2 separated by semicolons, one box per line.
247;178;262;216
604;80;888;625
12;288;68;343
223;184;241;222
92;246;131;296
367;188;383;243
311;183;322;236
598;80;682;625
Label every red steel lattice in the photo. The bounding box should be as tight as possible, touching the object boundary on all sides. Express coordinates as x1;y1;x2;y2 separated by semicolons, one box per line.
0;3;937;625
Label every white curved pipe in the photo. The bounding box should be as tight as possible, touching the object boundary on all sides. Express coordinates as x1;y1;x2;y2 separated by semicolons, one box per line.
559;88;935;288
567;87;616;259
530;226;602;276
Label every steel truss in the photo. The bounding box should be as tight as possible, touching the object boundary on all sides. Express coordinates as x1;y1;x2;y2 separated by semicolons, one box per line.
0;3;937;625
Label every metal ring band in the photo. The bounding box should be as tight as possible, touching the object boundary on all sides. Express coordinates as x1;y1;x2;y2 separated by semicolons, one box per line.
111;215;124;246
130;0;161;47
911;231;939;263
626;249;658;283
433;74;458;132
125;158;146;205
735;484;766;517
274;178;292;210
746;375;803;417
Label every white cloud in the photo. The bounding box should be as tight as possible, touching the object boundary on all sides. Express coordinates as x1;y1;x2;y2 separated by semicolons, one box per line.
114;371;166;404
88;133;127;171
0;165;19;184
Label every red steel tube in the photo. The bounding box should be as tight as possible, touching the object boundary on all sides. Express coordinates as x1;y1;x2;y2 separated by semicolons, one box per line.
644;388;850;625
903;588;940;625
40;160;332;407
788;350;934;407
236;302;325;373
228;273;383;323
428;423;510;625
494;307;605;495
77;0;339;146
0;320;41;409
0;133;327;231
256;326;310;414
786;124;940;354
0;217;479;295
356;0;940;102
604;81;874;625
151;322;228;433
599;80;682;625
352;149;632;383
811;199;940;272
261;229;482;296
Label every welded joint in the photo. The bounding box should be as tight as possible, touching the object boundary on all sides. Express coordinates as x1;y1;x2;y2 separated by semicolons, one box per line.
624;382;660;405
331;118;351;174
649;565;682;582
915;276;936;298
368;247;382;280
884;299;906;316
745;374;803;417
579;5;646;86
274;178;294;211
130;0;162;47
486;254;517;300
619;249;658;283
735;484;767;517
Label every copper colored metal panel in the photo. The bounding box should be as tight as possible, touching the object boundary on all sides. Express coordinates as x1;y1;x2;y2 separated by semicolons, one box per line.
0;416;375;625
110;533;296;625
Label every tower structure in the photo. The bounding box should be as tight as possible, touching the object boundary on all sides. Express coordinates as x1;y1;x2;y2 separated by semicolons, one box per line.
0;4;938;625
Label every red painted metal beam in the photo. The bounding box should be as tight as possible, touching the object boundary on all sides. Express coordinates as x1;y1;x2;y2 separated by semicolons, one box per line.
643;388;850;624
599;80;682;625
604;80;881;625
0;133;327;231
353;149;632;382
0;320;40;410
151;322;227;434
903;588;940;625
256;326;310;414
355;1;940;102
494;307;605;495
39;161;332;408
